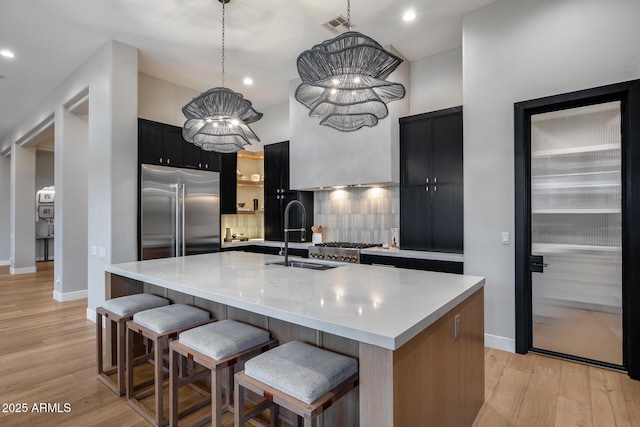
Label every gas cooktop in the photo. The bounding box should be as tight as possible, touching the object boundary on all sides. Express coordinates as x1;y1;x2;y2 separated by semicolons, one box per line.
314;242;381;249
308;242;381;263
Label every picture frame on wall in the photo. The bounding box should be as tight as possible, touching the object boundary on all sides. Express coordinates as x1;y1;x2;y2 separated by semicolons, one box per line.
38;205;54;219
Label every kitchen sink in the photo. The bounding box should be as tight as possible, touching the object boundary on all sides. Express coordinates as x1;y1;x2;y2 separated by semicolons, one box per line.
267;260;340;271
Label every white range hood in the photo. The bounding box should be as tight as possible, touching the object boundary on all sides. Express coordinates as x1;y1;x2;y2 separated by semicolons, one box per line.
288;47;410;190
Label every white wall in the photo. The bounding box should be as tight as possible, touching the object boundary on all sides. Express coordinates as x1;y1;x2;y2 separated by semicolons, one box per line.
251;101;290;149
0;155;10;264
35;149;55;191
463;0;640;351
410;47;463;115
138;72;199;127
10;144;36;274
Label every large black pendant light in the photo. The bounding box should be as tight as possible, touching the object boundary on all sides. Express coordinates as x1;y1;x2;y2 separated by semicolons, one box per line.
295;0;405;132
182;0;262;153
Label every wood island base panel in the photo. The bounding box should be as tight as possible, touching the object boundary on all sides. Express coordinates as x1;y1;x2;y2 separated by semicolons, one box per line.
105;251;485;426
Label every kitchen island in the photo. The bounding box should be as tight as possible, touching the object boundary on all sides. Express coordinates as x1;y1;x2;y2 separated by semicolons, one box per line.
105;251;485;426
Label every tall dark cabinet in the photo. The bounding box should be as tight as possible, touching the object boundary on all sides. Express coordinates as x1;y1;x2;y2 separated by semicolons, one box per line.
220;153;237;214
399;107;463;253
264;141;313;242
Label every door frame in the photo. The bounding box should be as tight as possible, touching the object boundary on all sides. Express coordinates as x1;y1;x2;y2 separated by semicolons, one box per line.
514;79;640;379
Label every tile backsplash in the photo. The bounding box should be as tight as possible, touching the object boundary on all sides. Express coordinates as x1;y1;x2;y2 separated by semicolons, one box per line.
313;186;399;244
221;214;264;240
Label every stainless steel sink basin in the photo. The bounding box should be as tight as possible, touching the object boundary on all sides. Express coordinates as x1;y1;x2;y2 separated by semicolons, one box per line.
267;260;340;271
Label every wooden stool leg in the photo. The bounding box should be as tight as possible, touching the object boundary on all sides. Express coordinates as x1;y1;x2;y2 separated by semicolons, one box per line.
226;365;234;408
126;326;134;400
96;312;103;376
154;337;165;427
169;348;179;427
212;366;223;427
234;380;245;427
117;319;126;395
270;404;279;427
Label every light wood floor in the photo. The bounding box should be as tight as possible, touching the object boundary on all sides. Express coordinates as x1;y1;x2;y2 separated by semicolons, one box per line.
1;262;639;426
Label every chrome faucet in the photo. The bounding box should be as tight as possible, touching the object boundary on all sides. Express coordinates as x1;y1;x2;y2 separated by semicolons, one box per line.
283;200;306;266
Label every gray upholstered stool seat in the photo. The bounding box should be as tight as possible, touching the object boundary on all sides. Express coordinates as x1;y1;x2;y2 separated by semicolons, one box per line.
96;293;169;396
132;303;210;334
235;341;359;427
179;320;271;360
126;304;212;427
102;293;170;317
168;320;277;427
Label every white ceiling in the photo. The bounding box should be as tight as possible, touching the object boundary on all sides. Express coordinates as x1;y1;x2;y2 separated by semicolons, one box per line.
0;0;498;142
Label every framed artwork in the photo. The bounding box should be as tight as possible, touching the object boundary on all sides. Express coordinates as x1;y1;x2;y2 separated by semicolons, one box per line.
38;191;55;203
38;205;54;219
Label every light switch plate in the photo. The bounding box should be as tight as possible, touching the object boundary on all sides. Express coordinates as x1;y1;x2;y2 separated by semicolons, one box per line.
99;247;106;258
91;245;97;256
501;232;510;244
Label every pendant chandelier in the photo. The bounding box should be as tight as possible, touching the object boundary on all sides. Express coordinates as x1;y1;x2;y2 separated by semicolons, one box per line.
182;0;262;153
295;0;405;132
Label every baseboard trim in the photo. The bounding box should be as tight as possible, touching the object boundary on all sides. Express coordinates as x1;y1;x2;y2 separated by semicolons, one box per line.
10;266;37;274
86;307;97;323
0;260;9;266
485;333;515;353
52;289;88;302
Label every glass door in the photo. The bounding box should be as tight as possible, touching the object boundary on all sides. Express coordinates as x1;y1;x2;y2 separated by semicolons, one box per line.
530;101;622;366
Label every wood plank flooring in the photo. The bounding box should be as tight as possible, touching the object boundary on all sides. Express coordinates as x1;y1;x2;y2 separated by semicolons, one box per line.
1;262;639;426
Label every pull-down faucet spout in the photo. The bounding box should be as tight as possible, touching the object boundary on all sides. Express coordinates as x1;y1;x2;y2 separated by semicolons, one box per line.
283;200;306;266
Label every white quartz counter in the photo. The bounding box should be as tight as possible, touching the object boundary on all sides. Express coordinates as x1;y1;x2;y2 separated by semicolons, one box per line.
106;251;483;350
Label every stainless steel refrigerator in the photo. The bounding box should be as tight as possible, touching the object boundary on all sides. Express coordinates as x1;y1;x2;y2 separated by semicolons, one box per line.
140;164;220;260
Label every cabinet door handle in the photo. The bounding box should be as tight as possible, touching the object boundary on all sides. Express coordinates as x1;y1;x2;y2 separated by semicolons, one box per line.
167;158;171;164
426;186;429;192
159;157;163;163
426;177;429;184
434;185;437;192
434;177;437;183
198;163;202;168
205;164;208;169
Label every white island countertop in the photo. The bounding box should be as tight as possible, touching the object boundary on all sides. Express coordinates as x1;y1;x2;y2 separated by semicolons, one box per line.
106;251;484;350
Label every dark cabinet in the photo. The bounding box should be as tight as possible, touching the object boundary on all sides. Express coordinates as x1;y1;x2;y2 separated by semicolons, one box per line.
264;141;313;242
220;153;237;214
138;118;220;171
399;107;463;253
359;254;463;274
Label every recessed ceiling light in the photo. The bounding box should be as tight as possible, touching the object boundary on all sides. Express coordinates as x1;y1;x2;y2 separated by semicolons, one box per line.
243;77;253;86
0;49;15;59
402;10;416;22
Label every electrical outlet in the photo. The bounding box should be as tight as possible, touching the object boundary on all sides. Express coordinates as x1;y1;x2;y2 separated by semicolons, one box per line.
99;247;106;258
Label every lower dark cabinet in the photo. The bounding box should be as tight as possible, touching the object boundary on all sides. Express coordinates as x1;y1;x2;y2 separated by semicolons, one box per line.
224;245;308;258
360;254;463;274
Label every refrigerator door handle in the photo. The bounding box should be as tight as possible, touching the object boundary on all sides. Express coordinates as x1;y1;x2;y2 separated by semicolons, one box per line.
172;183;180;257
181;184;186;257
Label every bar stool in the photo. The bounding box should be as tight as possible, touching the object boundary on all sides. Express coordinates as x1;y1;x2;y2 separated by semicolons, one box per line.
235;341;359;427
168;320;278;427
97;293;170;396
126;303;212;427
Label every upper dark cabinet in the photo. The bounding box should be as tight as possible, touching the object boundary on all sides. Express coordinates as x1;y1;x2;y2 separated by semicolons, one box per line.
138;118;220;171
220;152;237;214
399;107;463;253
264;141;313;242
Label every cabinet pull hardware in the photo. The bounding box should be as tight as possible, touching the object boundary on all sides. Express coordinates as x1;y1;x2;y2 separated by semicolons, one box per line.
167;158;171;164
159;157;163;163
205;164;208;169
426;186;429;192
426;177;429;184
434;177;437;183
198;163;201;168
434;186;437;192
